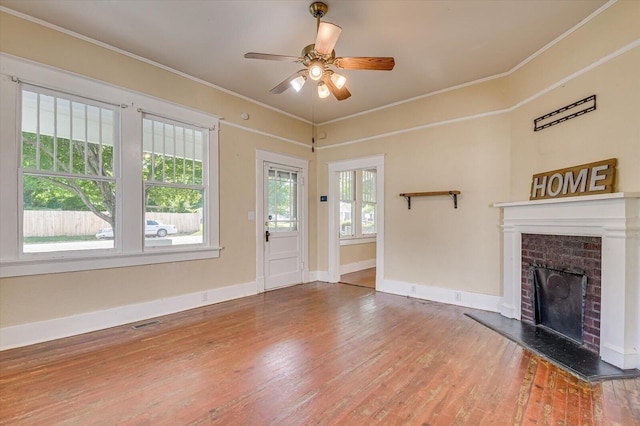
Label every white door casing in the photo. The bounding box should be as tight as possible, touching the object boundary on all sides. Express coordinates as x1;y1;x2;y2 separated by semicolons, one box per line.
328;155;385;287
256;150;309;292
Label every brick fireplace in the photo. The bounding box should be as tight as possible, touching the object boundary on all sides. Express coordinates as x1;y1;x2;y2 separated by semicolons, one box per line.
495;193;640;370
521;234;601;353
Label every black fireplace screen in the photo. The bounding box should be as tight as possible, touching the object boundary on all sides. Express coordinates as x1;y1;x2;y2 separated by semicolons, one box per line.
532;264;587;344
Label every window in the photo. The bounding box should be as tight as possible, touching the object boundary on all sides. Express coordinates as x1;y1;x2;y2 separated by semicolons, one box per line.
20;84;119;254
267;167;299;232
339;169;377;240
142;114;207;248
0;55;220;277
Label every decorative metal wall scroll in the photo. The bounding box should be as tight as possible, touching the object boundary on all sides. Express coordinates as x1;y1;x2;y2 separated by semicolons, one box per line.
534;95;596;132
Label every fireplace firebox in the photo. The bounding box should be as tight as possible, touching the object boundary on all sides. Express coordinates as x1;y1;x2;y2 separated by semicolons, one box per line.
521;234;601;353
531;264;587;344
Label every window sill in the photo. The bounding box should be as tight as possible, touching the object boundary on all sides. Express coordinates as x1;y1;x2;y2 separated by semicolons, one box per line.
0;247;221;278
339;236;377;246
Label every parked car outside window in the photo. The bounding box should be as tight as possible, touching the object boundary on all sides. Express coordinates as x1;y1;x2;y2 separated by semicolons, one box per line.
96;220;178;239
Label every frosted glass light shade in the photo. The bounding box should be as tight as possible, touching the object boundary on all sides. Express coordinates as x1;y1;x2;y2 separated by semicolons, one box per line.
290;76;306;92
330;73;346;89
317;82;330;98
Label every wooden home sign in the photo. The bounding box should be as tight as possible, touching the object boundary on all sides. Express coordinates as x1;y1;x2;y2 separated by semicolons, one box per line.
530;158;617;200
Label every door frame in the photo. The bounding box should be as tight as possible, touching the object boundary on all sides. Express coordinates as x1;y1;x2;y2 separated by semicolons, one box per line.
327;155;385;288
256;149;309;293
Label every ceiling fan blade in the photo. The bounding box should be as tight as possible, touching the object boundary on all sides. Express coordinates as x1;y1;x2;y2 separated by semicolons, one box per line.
315;22;342;55
334;57;395;70
244;52;301;62
322;74;351;101
270;70;308;94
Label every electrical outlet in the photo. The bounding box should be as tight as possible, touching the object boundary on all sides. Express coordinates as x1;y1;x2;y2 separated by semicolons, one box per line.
454;291;462;302
410;285;416;295
202;292;208;302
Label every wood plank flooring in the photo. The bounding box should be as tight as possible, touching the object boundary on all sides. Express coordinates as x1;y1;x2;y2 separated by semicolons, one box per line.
1;282;638;425
340;267;376;288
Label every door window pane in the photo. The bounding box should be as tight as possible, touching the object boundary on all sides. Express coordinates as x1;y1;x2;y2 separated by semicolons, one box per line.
267;167;298;232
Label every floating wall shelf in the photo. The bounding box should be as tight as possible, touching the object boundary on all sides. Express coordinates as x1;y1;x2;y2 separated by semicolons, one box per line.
399;191;461;209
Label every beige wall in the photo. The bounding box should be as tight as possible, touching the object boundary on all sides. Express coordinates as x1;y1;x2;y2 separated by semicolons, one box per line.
507;0;640;197
315;0;639;297
340;242;376;266
0;12;315;327
1;1;639;331
316;108;511;294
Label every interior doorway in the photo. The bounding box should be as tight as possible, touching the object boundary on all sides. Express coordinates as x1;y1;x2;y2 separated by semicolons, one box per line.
336;167;377;288
328;155;384;290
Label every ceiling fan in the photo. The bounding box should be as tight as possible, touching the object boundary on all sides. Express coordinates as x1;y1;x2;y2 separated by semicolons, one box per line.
244;1;395;101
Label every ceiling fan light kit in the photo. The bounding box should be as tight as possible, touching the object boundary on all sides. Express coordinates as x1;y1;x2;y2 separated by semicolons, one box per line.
244;1;395;101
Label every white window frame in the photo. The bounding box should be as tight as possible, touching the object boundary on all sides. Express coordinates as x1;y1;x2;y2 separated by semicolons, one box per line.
0;54;220;278
339;169;377;246
141;112;210;250
19;83;121;254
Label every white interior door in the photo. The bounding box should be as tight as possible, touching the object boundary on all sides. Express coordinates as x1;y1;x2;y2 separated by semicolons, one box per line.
263;162;302;290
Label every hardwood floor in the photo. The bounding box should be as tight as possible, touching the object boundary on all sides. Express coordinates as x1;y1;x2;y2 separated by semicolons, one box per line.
1;282;638;425
340;267;376;288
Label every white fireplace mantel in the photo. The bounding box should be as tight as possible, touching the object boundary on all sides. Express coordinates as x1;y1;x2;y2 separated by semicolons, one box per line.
494;193;640;370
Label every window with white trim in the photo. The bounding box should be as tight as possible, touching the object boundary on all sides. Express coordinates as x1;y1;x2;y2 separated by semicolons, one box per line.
0;55;220;277
142;113;207;247
339;169;377;240
20;84;119;253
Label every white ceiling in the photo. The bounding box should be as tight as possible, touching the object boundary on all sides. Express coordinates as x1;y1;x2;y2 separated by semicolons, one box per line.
1;0;608;123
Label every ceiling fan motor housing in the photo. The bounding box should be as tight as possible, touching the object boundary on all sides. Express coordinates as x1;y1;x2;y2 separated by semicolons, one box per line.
301;44;335;65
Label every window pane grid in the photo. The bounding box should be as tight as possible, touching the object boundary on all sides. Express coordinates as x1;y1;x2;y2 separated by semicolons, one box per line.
339;170;355;202
21;85;118;254
362;169;376;203
22;89;116;180
143;116;204;186
339;169;376;239
142;114;208;247
268;168;298;232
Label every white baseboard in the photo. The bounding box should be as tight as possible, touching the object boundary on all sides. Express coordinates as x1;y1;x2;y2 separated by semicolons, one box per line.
380;279;501;312
339;259;376;275
310;270;330;282
0;281;257;351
